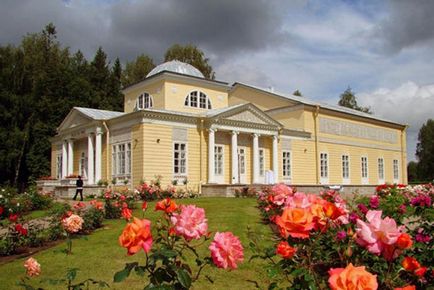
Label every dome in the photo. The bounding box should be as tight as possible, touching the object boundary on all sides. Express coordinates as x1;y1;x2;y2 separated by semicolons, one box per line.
146;60;204;78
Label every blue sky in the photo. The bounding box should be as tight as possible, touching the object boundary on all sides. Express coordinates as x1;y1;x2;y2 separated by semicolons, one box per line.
0;0;433;161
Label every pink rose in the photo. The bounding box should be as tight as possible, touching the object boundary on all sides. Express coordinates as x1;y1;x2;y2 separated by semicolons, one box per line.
209;232;244;269
24;257;41;277
170;205;208;241
355;210;403;260
62;214;84;233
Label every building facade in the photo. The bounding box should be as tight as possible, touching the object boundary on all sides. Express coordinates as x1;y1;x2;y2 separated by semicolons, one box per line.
50;61;407;193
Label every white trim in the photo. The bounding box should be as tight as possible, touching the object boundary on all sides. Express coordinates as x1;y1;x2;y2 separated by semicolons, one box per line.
393;159;399;183
272;135;279;182
208;129;215;183
342;154;350;185
252;134;259;184
282;150;292;183
319;152;329;184
231;131;239;184
136;92;154;110
173;141;188;179
377;157;385;184
211;124;277;136
142;119;197;129
184;90;212;109
237;146;247;184
214;144;225;184
361;156;369;185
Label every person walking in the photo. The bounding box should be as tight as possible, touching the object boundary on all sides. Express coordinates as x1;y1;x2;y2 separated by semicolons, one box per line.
73;175;84;201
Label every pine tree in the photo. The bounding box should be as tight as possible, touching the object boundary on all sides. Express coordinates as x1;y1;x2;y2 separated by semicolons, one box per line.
338;87;371;114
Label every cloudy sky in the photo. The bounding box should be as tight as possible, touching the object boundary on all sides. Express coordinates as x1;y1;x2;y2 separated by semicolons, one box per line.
1;0;433;161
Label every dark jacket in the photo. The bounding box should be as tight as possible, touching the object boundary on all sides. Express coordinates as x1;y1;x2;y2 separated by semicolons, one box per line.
76;179;83;188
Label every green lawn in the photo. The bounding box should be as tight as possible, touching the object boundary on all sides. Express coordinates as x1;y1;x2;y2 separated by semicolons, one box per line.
0;198;274;290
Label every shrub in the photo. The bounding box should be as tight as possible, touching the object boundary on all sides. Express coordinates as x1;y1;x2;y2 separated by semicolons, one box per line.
81;207;104;233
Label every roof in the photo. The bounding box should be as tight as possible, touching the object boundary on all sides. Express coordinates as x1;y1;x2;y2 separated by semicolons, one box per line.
75;107;124;120
204;104;245;117
146;60;204;79
232;82;404;126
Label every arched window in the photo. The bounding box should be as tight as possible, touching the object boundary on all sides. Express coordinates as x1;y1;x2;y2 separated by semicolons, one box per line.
137;93;153;109
184;91;212;109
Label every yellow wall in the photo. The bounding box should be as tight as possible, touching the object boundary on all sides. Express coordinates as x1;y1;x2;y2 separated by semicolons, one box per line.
270;109;305;131
229;86;295;111
51;144;58;178
131;124;144;186
163;80;228;113
123;80;165;113
72;139;87;176
288;139;317;184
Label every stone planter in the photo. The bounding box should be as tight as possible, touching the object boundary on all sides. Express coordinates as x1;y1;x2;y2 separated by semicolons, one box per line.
61;178;78;186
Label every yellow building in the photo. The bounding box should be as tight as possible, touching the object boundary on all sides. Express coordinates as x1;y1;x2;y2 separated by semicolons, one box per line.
50;61;407;195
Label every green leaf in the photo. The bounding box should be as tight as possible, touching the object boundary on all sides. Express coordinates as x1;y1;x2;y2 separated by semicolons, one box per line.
177;268;192;289
160;249;178;258
113;268;130;283
66;268;78;281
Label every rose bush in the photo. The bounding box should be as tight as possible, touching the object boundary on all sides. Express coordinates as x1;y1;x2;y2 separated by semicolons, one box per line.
114;198;243;289
250;183;433;289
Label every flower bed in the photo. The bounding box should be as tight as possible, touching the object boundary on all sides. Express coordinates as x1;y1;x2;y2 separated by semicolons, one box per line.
252;183;433;289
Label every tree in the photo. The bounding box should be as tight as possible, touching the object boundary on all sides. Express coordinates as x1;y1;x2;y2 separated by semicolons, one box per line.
338;87;371;114
416;119;434;181
407;161;418;182
121;54;155;87
293;90;303;97
164;44;215;79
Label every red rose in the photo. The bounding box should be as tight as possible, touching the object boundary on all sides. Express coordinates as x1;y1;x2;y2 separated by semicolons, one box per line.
276;241;296;259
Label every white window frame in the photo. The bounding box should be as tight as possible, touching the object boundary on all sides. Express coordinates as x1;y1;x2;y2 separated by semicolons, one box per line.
214;145;224;176
173;142;188;179
393;159;399;183
342;154;350;184
137;92;154;110
184;91;212;109
378;157;385;184
282;151;292;182
320;152;329;184
259;148;265;177
56;154;62;179
361;156;369;185
79;152;88;179
111;142;132;182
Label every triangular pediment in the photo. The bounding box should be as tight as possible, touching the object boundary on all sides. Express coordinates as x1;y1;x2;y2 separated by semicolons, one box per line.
57;109;94;132
226;110;268;124
209;103;282;127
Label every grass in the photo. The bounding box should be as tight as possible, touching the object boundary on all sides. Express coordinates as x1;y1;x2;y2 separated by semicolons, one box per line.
0;198;274;290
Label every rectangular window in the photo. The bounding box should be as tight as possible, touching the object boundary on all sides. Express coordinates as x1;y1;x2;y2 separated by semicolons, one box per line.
126;143;131;174
259;149;265;176
174;143;187;175
282;151;291;178
378;158;384;181
112;142;131;177
112;146;117;175
361;157;368;179
56;154;62;179
320;153;328;179
238;148;246;174
214;145;223;175
393;159;399;180
342;155;350;179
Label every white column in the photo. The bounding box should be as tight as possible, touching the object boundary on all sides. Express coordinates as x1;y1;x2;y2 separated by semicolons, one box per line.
62;141;68;178
252;133;259;184
87;133;95;185
95;128;103;183
67;139;74;175
272;135;279;183
231;131;239;184
208;129;215;183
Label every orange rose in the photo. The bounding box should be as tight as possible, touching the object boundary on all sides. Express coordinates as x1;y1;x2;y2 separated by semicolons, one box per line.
155;198;178;214
328;263;378;290
394;285;416;290
396;233;412;249
402;257;420;271
275;207;314;239
276;241;296;259
119;217;153;255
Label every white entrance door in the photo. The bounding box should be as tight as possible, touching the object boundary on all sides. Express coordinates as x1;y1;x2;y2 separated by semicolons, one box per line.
238;147;247;184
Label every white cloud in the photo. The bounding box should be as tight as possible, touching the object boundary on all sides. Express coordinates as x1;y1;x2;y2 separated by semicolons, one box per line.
358;82;434;161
